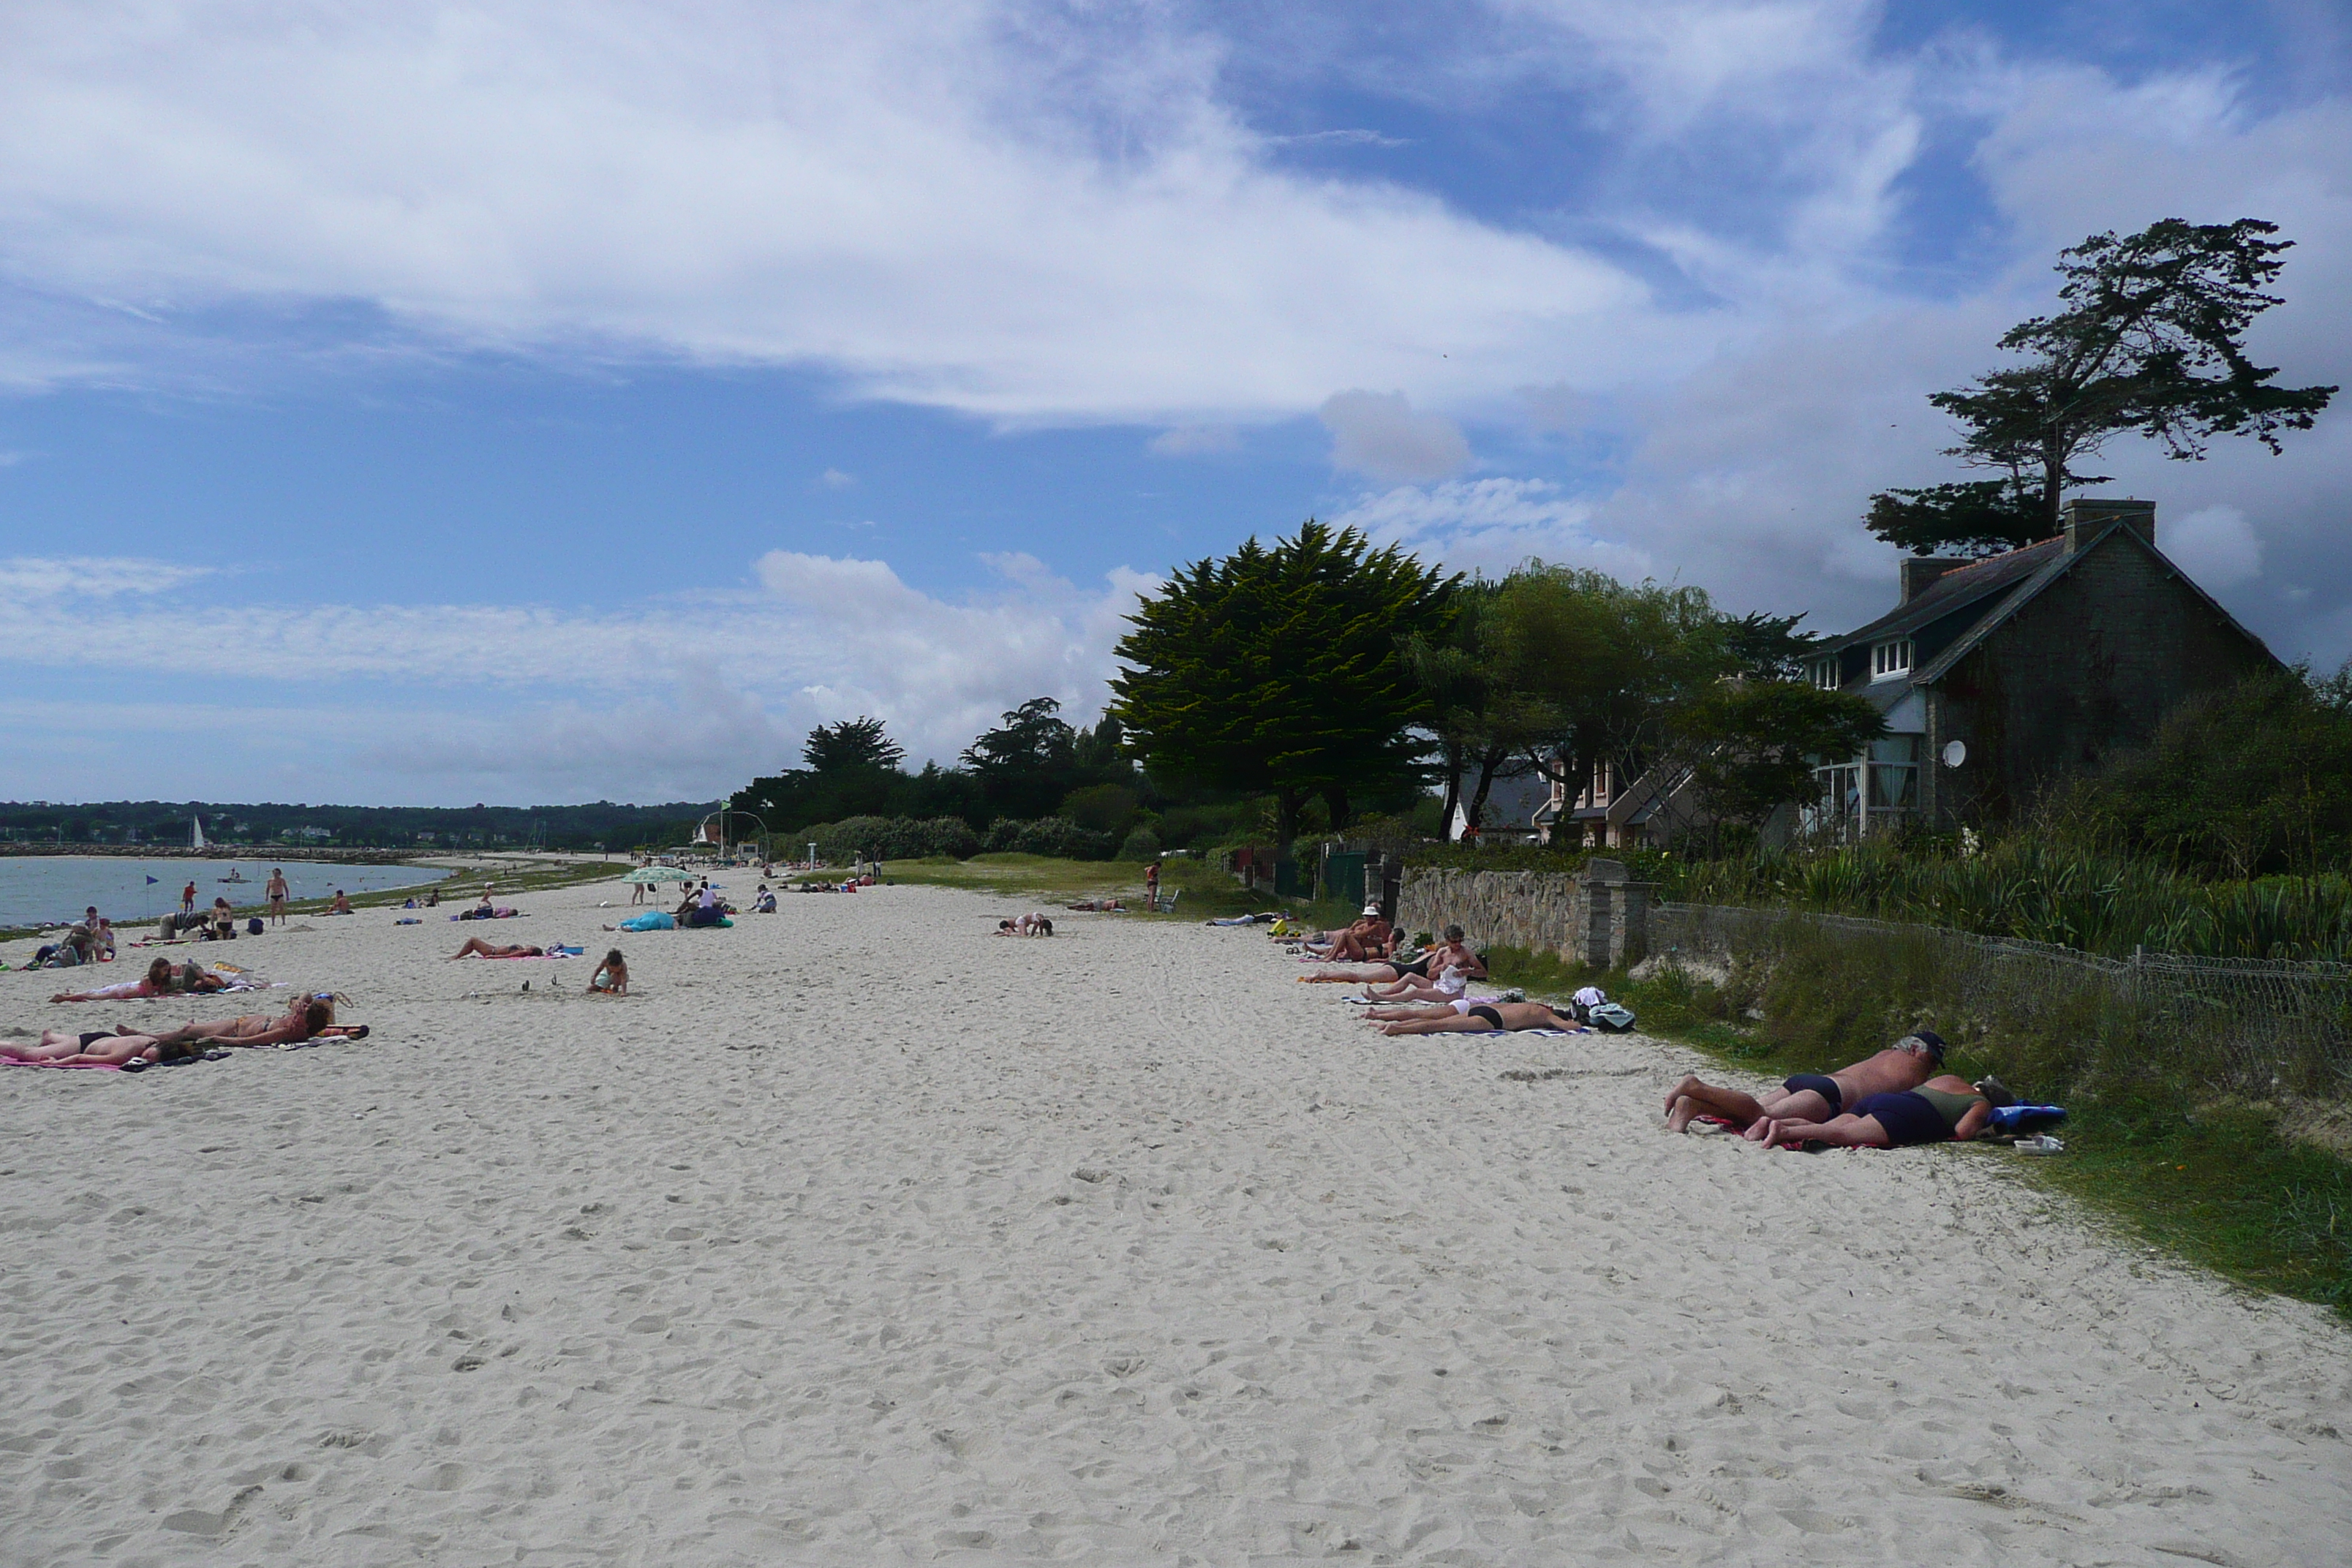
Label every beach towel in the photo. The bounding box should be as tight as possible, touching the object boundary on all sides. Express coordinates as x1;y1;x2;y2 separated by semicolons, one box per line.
1987;1104;2068;1134
619;911;675;932
4;1059;125;1071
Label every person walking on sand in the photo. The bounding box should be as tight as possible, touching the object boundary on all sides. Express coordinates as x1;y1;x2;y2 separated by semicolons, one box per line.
181;881;197;917
1662;1032;1945;1137
266;867;290;924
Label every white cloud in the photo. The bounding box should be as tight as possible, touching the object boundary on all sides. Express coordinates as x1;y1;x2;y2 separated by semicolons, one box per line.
0;1;1652;420
0;555;214;598
0;546;1153;794
1333;477;1655;580
2163;505;2264;590
1319;390;1473;482
818;467;856;489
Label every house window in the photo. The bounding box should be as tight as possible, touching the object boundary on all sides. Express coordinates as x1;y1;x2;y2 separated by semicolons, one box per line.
1867;736;1919;810
1809;657;1839;690
1871;639;1913;679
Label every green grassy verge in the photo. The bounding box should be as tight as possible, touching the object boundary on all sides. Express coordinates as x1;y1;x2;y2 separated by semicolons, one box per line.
881;853;1365;930
1479;941;2352;1316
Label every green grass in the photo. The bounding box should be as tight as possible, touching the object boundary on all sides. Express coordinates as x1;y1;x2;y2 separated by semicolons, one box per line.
883;853;1362;930
1477;938;2352;1316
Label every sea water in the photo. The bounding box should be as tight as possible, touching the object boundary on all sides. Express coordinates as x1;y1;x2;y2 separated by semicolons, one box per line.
0;856;444;930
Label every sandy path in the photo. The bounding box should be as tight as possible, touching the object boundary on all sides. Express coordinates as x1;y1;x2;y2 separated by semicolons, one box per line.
3;880;2346;1565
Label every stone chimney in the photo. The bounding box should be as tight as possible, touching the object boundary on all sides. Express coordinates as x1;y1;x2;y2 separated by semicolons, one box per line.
1899;557;1967;604
2062;498;2155;554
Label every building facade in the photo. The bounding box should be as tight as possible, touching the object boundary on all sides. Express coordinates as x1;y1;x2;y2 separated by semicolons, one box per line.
1805;498;2277;834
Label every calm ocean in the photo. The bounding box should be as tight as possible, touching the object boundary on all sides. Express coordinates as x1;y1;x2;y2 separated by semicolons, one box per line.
0;856;443;930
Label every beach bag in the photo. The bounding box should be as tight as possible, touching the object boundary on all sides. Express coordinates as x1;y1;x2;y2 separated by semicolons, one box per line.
247;917;265;935
1587;1001;1637;1033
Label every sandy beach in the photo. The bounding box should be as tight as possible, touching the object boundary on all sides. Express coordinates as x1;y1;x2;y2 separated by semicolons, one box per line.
4;876;2348;1565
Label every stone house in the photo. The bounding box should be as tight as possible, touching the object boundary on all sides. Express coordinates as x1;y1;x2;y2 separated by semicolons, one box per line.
1803;498;2278;833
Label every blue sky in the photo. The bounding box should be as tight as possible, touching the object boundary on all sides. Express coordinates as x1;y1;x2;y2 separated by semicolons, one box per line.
2;0;2348;805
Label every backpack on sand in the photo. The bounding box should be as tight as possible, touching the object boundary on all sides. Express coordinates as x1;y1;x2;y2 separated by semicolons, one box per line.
1586;1001;1637;1033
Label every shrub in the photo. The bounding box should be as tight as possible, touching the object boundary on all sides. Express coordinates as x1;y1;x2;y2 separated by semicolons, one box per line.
982;815;1117;859
1060;783;1142;837
804;815;979;862
1117;825;1161;862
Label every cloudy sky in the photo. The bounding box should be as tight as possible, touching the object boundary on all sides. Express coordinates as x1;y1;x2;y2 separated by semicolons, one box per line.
2;0;2346;806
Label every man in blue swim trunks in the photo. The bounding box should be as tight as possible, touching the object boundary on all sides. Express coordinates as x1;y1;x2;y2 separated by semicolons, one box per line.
1760;1072;2001;1149
1662;1032;1945;1136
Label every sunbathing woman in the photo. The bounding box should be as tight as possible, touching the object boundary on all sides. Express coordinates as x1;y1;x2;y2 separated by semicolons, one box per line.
449;937;546;959
141;995;353;1050
51;957;186;1003
3;997;350;1066
1;1028;216;1068
588;949;629;995
1372;999;1583;1036
1758;1074;2001;1149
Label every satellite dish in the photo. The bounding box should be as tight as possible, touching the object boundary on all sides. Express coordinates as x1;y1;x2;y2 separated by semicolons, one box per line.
1941;740;1967;769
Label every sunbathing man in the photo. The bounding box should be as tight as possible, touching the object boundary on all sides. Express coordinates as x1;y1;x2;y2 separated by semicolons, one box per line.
448;937;546;959
1305;908;1394;962
1759;1074;2002;1149
1662;1031;1945;1136
1372;999;1582;1036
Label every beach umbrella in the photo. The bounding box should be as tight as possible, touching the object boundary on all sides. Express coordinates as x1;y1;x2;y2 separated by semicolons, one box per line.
623;867;696;885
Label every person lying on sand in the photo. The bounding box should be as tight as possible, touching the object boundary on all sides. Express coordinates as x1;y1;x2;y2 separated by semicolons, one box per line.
1359;928;1486;1000
50;957;222;1003
1300;928;1485;988
1758;1074;2005;1149
588;949;629;995
449;938;546;960
1371;999;1582;1036
2;1028;219;1068
142;995;347;1049
1662;1031;1945;1136
1360;993;1522;1021
7;997;350;1066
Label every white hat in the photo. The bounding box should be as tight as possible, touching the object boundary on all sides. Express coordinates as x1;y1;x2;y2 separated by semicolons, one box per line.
1362;903;1382;916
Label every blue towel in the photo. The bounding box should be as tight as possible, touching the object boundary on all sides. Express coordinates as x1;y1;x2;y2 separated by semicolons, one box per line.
1988;1104;2067;1134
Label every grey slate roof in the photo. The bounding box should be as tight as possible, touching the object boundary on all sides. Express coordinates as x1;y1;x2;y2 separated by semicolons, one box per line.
1826;537;2064;651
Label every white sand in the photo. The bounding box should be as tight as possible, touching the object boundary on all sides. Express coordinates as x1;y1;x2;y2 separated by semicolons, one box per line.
4;878;2348;1564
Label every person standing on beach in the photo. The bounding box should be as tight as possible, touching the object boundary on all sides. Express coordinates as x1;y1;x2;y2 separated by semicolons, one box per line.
1145;859;1162;909
181;881;197;916
265;867;290;925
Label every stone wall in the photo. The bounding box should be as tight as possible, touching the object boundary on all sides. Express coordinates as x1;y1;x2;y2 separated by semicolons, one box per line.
1399;864;1656;969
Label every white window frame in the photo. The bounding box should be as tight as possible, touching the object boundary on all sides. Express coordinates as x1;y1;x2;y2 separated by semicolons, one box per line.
1870;639;1913;679
1810;657;1840;690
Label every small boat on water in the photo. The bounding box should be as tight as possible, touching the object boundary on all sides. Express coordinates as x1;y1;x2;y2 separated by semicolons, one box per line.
219;870;248;883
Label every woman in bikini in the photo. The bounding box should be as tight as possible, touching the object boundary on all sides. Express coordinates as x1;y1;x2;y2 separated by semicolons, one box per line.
1371;1000;1583;1036
448;938;545;959
2;997;352;1067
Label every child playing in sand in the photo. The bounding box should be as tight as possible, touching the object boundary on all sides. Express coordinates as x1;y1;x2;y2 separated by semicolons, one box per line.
589;950;629;995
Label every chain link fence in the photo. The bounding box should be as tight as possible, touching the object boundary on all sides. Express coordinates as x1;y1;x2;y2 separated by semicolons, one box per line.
1653;902;2352;1098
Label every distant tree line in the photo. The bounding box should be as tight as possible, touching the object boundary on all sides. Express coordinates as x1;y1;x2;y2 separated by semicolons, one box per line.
0;799;718;853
